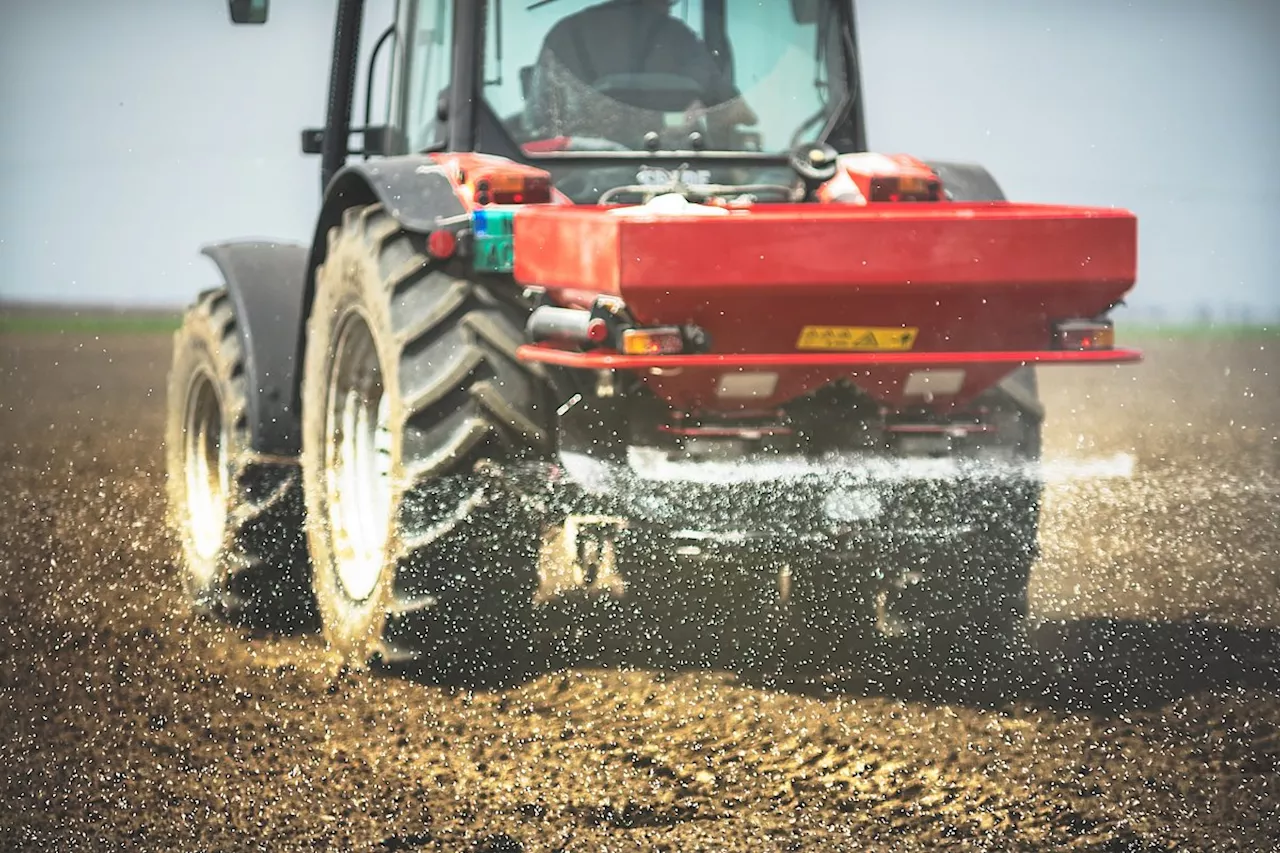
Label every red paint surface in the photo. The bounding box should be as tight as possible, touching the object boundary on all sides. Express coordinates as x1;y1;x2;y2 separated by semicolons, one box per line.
514;202;1135;292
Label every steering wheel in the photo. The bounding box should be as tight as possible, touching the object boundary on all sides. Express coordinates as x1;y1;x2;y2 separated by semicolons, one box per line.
592;72;707;113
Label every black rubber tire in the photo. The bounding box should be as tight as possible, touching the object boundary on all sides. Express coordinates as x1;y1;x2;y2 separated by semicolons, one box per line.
924;159;1045;643
164;288;314;630
879;386;1044;646
300;202;555;680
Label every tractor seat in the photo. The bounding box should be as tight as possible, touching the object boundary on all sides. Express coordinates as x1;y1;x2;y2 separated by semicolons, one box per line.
524;0;729;143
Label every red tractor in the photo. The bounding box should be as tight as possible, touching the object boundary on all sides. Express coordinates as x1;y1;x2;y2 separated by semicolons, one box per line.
166;0;1140;676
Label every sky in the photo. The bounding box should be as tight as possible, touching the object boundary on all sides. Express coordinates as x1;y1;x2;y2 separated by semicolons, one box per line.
0;0;1277;319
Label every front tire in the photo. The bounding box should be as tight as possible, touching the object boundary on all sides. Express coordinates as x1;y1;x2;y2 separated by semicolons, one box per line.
300;203;555;678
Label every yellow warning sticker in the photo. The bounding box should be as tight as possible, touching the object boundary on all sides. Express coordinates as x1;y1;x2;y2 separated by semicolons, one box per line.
796;325;919;352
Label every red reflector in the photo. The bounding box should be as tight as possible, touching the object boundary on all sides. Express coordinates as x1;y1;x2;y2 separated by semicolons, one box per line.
586;318;609;343
427;229;456;260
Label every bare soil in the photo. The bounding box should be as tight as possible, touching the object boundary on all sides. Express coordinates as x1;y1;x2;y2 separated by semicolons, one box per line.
1;328;1278;852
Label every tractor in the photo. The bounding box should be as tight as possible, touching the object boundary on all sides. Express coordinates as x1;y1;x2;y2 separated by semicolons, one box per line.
165;0;1141;676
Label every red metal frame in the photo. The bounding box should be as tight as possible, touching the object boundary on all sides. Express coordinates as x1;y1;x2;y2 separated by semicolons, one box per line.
516;344;1143;370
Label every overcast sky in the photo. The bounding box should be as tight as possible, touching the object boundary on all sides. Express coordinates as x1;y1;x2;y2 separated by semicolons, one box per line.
1;0;1277;318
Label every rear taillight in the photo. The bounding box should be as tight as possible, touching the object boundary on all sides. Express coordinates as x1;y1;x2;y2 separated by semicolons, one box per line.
621;327;685;355
869;175;944;203
475;174;551;206
1053;318;1116;351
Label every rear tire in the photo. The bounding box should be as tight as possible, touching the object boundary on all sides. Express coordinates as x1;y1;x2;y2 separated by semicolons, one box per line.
878;383;1043;647
922;160;1044;645
300;203;555;680
164;289;314;629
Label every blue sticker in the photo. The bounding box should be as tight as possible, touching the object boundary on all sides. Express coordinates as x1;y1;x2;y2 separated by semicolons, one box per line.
473;207;514;238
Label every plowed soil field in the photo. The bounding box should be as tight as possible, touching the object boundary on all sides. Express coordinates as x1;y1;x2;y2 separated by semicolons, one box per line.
2;326;1277;852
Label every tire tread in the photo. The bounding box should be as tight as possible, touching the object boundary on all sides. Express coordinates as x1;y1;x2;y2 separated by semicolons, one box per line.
166;288;314;629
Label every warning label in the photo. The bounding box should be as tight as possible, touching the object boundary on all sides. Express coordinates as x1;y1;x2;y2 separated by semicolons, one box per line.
795;325;919;352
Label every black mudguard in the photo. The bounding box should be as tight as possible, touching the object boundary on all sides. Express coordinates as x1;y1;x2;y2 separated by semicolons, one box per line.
200;156;471;458
200;240;310;458
293;155;473;420
925;159;1045;422
301;156;470;322
302;157;468;297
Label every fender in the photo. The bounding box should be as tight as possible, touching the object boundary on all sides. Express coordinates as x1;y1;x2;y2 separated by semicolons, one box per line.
205;158;471;458
293;157;474;439
925;159;1045;422
200;240;310;458
301;154;471;317
302;155;472;325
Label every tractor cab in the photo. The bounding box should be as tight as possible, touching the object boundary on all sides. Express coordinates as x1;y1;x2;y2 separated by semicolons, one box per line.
232;0;867;203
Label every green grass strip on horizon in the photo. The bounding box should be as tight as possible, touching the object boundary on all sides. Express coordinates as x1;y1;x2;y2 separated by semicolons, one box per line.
1122;323;1278;340
0;314;181;335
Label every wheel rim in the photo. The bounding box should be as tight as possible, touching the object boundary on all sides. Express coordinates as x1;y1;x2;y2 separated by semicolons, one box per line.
184;369;229;562
325;310;393;602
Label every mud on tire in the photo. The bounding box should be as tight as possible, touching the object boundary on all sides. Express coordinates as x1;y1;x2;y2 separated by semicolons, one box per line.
164;289;314;629
300;203;555;680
